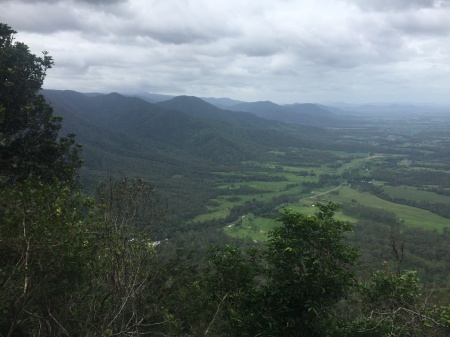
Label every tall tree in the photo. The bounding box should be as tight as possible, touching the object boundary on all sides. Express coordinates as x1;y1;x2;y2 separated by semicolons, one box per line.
0;179;88;336
342;270;450;337
205;203;359;336
0;24;178;336
0;23;84;336
259;203;359;336
73;176;169;336
0;23;81;186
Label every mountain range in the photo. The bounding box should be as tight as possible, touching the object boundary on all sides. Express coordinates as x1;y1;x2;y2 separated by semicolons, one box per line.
42;89;370;222
44;90;345;168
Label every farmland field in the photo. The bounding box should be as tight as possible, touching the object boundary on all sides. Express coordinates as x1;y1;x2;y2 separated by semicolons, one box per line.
187;115;450;241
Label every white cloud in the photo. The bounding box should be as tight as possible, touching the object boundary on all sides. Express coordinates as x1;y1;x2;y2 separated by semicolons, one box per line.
1;0;450;103
345;0;449;11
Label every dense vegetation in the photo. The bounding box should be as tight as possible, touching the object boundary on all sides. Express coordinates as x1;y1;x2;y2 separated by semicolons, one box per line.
2;22;450;336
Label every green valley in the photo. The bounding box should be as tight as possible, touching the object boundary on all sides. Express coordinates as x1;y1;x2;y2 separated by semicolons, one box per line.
42;88;450;287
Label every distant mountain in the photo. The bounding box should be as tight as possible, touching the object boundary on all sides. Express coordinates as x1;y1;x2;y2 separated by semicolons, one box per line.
282;103;334;117
201;97;245;107
126;90;437;121
326;103;450;116
43;90;264;219
135;92;176;103
131;92;345;126
315;104;353;116
133;92;245;106
227;100;340;127
157;95;225;119
83;92;107;97
151;95;354;156
157;95;283;129
44;90;250;159
230;101;283;115
43;89;208;174
42;90;351;181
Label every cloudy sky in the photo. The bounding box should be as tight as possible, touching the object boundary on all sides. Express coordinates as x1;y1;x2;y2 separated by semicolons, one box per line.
2;0;450;104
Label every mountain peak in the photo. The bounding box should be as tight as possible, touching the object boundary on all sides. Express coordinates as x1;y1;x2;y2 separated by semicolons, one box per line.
157;95;223;117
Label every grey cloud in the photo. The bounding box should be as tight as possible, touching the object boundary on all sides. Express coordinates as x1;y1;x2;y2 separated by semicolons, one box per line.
389;10;450;36
229;21;285;58
4;0;450;104
347;0;450;11
133;27;221;45
286;29;401;70
131;26;235;46
239;45;280;57
0;0;127;4
1;0;131;35
75;0;127;3
0;3;82;33
125;3;238;46
232;39;283;57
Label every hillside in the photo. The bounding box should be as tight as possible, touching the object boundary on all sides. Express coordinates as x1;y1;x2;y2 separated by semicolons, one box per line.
42;89;380;225
43;90;362;224
157;95;286;129
45;90;258;162
227;100;343;126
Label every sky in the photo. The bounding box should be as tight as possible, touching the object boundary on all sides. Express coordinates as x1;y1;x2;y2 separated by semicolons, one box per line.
2;0;450;104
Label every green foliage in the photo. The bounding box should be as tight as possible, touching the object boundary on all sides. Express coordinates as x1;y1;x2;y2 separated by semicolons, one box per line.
0;175;171;336
429;304;450;330
256;203;359;336
65;176;169;336
0;23;81;186
0;24;175;336
338;270;450;337
95;175;167;232
363;270;421;313
204;244;260;336
205;203;359;336
0;178;88;336
0;24;83;335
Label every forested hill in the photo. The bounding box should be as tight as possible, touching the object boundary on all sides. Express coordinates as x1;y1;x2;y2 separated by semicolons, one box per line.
42;89;351;165
157;95;283;129
43;89;281;164
42;89;370;223
226;100;344;126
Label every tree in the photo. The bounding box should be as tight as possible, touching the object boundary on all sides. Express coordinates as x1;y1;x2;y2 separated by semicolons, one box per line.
0;23;81;186
0;176;171;337
0;23;86;336
72;176;169;336
0;178;88;336
0;24;182;336
205;203;359;336
342;269;450;337
204;244;260;336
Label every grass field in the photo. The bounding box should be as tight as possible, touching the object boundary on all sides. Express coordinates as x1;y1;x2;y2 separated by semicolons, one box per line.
219;183;450;239
222;203;359;241
382;185;450;204
192;153;450;237
322;186;450;231
224;214;277;241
